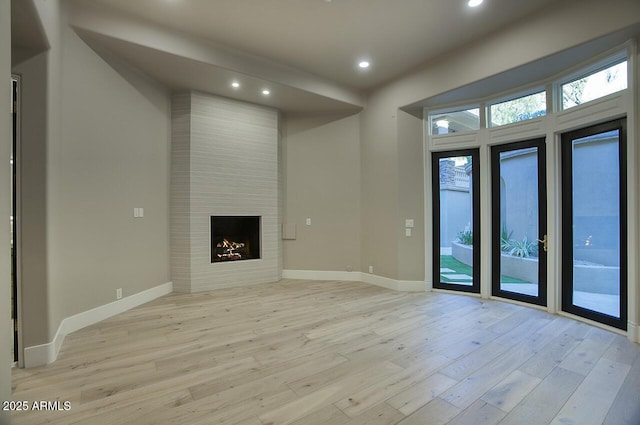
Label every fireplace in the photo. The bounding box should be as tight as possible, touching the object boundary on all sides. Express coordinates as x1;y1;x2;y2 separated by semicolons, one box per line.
210;216;261;263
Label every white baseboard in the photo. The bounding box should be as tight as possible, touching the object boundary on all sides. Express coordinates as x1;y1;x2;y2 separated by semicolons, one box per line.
629;320;639;343
282;269;363;282
282;270;425;292
24;282;173;368
360;273;425;292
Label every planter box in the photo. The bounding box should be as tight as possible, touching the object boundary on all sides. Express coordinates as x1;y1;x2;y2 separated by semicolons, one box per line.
452;241;538;283
451;241;620;294
500;254;538;283
451;241;473;267
574;264;620;295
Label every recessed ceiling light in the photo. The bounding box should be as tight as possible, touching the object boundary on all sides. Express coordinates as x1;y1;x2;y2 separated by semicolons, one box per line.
262;89;270;95
358;61;370;69
468;0;483;7
231;81;240;88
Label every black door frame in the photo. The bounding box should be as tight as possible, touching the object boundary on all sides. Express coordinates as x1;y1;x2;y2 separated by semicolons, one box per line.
490;138;547;306
11;76;19;363
432;149;480;294
560;118;627;330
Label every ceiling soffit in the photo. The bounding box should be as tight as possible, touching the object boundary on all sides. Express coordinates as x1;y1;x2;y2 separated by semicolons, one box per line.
69;1;365;114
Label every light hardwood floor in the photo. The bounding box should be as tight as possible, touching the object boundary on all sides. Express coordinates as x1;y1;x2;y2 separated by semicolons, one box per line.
11;280;640;425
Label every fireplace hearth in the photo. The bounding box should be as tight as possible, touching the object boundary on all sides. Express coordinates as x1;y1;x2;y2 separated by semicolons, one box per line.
210;216;261;263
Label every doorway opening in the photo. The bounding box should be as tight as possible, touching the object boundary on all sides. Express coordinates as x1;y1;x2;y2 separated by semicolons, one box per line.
11;75;20;365
491;138;547;306
432;149;480;294
561;118;627;330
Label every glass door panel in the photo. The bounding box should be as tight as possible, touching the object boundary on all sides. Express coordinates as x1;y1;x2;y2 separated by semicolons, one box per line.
491;139;547;306
561;119;627;330
432;149;480;293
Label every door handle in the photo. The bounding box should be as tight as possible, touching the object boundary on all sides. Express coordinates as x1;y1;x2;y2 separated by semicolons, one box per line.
538;234;548;252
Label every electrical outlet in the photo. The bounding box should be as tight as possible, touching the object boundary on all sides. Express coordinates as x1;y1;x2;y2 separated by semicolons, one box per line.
116;288;123;300
368;265;373;273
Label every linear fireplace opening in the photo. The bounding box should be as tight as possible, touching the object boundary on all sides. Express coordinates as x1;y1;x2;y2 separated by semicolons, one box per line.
210;216;261;263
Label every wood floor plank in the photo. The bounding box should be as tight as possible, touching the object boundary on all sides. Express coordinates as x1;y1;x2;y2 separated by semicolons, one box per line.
396;398;461;425
557;327;617;376
385;373;458;416
343;403;405;425
259;361;403;425
480;369;541;412
518;321;591;379
602;351;640;425
446;400;506;425
550;358;630;425
497;366;584;425
10;279;639;425
440;344;535;410
335;354;451;417
289;405;350;425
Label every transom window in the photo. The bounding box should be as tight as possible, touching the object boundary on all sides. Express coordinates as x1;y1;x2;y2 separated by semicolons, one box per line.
430;107;480;135
488;90;546;127
561;60;627;110
428;52;628;133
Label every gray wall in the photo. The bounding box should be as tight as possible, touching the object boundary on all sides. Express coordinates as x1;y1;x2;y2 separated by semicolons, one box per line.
171;92;281;292
396;110;425;281
360;93;400;279
12;51;49;349
1;0;12;422
440;190;471;249
573;137;621;266
18;0;172;348
500;150;539;242
283;113;361;272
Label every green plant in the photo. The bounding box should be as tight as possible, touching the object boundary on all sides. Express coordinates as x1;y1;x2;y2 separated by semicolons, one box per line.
456;229;473;245
500;225;513;252
501;236;538;258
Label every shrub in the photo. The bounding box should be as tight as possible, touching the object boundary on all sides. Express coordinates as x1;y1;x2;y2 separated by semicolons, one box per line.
500;225;513;252
457;229;473;245
501;236;539;258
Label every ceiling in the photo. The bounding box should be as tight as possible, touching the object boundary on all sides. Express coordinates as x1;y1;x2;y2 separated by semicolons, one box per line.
77;0;561;91
16;0;598;114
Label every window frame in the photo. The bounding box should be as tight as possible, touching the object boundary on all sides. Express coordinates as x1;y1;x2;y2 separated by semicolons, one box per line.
428;105;482;136
423;42;636;336
486;88;548;128
432;148;481;294
554;52;629;112
560;119;628;330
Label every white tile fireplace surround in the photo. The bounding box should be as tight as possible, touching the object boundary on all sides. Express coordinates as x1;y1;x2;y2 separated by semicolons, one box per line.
171;91;281;293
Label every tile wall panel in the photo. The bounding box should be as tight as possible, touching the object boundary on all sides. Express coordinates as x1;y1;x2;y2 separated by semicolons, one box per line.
171;92;280;292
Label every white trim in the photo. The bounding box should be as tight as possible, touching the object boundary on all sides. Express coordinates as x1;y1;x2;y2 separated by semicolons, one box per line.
628;320;639;343
361;273;425;292
282;270;425;292
282;269;363;282
23;282;173;368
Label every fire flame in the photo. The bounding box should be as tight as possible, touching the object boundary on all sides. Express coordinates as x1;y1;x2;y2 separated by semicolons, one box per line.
216;239;246;259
